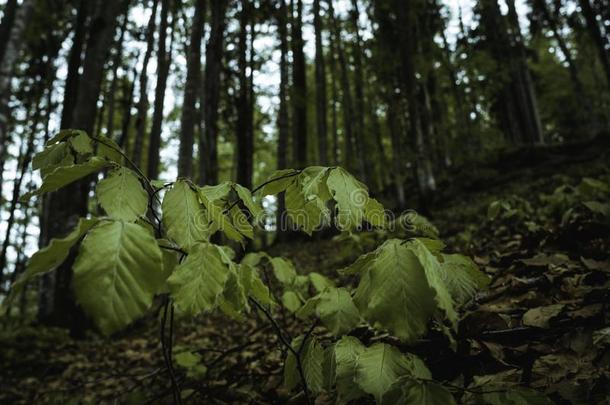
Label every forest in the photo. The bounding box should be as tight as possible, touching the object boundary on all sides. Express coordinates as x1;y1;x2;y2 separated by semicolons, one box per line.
0;0;609;403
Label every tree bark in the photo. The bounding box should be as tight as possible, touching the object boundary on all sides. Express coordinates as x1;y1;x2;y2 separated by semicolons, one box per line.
313;0;328;165
133;0;160;168
39;0;123;333
0;0;34;196
276;0;290;238
178;0;206;179
200;0;228;185
0;0;18;63
291;0;308;168
106;12;129;140
579;0;610;86
328;0;357;173
147;0;175;180
236;0;253;189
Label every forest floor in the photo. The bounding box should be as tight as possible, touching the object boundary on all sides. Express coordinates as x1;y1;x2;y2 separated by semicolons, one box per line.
1;137;609;404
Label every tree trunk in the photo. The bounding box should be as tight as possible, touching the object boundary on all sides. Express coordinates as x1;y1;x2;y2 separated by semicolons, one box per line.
0;0;18;63
328;27;339;165
328;0;357;173
118;57;140;149
291;0;308;168
178;0;206;179
106;12;129;140
38;0;123;334
148;0;174;180
313;0;328;165
579;0;610;86
349;0;370;183
236;0;253;189
60;0;90;129
133;0;160;168
0;0;34;196
201;0;228;185
0;93;42;284
276;0;290;238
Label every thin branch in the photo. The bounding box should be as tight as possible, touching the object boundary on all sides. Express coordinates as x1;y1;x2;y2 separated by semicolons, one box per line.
250;297;312;405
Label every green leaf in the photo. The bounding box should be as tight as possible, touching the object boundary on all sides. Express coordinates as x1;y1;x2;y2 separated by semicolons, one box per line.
162;180;212;251
309;272;335;293
175;351;207;378
326;167;373;231
314;287;360;335
234;183;263;221
33;141;72;176
284;335;325;394
198;188;245;243
72;220;164;335
96;167;148;221
23;157;111;200
482;387;554;405
334;336;367;403
270;257;297;285
409;239;458;328
355;343;431;402
218;269;249;319
260;169;300;195
351;239;437;342
167;242;231;315
281;290;303;312
239;264;274;306
441;254;490;306
285;182;331;235
69;131;94;154
381;377;456;405
93;135;123;163
5;218;99;308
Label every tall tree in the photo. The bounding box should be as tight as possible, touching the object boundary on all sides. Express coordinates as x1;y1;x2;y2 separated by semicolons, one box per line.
313;0;328;165
291;0;307;168
200;0;228;185
328;0;357;173
106;12;130;140
39;0;124;331
578;0;610;86
236;0;253;189
276;0;290;237
133;0;160;167
148;0;174;180
178;0;206;179
0;0;34;194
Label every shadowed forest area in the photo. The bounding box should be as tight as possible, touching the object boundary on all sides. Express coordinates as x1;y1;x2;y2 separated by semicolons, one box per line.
0;0;609;403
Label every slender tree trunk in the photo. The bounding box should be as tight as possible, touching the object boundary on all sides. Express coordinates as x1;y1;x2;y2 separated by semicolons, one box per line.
133;0;160;167
328;0;357;173
291;0;307;168
349;0;370;182
60;0;90;129
106;12;129;140
118;57;139;148
506;0;544;144
236;0;253;189
148;0;174;180
328;28;339;165
387;89;406;209
39;0;123;333
178;0;206;179
0;93;42;284
313;0;328;165
579;0;610;86
535;0;588;109
0;0;18;63
277;0;290;238
395;0;436;205
0;0;34;195
201;0;228;185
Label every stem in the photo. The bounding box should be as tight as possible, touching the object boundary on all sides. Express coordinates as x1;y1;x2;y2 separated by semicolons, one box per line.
250;297;312;405
160;297;182;404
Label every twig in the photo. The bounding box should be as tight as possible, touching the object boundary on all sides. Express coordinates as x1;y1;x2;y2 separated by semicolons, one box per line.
250;297;312;405
160;297;182;404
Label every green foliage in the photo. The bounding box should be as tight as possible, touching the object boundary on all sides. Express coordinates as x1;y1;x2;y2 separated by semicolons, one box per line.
72;220;165;335
10;130;521;404
261;166;385;234
96;167;148;221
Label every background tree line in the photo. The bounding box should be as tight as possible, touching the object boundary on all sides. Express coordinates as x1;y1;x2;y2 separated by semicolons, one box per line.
0;0;608;326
